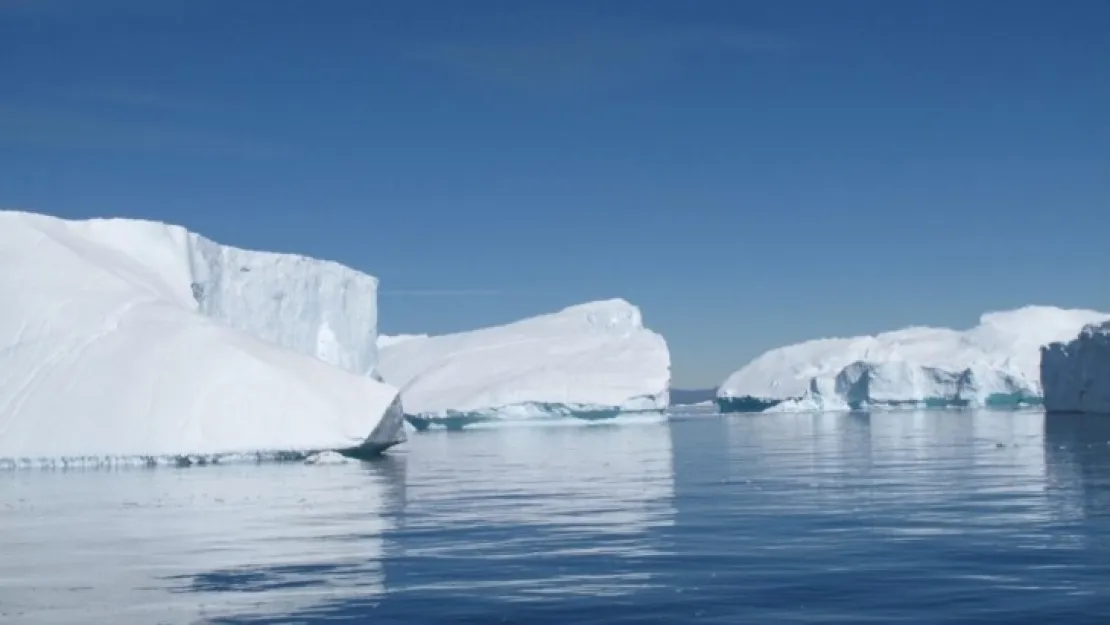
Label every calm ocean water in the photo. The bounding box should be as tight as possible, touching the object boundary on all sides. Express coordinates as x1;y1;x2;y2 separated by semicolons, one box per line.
3;409;1110;624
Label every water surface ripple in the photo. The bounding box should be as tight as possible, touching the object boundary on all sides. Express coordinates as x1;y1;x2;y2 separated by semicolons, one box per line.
3;409;1110;623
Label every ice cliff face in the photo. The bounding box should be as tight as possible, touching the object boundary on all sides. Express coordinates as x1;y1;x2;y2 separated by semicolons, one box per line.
187;235;380;376
0;211;403;464
718;306;1109;413
376;299;671;427
1041;321;1110;414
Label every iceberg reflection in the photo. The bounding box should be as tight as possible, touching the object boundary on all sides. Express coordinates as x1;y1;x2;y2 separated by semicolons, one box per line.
722;410;1060;529
1044;414;1110;521
0;458;404;624
382;422;675;600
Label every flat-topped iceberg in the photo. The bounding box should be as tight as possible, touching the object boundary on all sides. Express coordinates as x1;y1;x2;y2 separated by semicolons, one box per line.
717;306;1109;413
1041;320;1110;414
376;299;671;428
0;211;405;467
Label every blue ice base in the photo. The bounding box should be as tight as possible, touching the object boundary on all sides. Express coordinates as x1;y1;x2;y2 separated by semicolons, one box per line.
405;404;628;432
0;439;404;471
717;392;1043;414
715;396;784;413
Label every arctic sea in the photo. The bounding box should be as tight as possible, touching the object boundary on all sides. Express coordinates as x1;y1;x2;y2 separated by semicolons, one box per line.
3;409;1110;624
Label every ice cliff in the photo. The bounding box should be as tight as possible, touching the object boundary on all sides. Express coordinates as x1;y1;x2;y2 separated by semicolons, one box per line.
187;236;381;376
1041;320;1110;414
376;299;671;428
717;306;1109;413
0;211;404;466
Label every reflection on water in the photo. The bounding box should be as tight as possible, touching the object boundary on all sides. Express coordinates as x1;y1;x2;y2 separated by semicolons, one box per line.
3;411;1110;623
381;424;675;604
0;458;405;623
1045;414;1110;521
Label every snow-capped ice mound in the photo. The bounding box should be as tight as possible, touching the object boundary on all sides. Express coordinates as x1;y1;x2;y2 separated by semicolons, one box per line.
717;306;1110;413
1041;321;1110;414
376;299;671;428
0;211;405;465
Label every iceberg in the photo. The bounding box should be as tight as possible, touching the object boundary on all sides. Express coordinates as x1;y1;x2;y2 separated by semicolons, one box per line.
1041;320;1110;414
717;306;1109;413
376;299;671;428
0;211;405;466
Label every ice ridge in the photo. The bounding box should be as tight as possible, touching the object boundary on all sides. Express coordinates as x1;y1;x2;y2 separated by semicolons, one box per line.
718;306;1109;413
377;298;671;427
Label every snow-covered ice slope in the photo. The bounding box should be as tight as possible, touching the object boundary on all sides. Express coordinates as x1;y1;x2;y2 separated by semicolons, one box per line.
0;211;404;464
377;334;429;349
717;306;1109;413
377;299;671;427
1041;321;1110;414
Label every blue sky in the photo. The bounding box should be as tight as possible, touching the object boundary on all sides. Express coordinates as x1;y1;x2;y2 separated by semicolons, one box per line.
2;0;1108;387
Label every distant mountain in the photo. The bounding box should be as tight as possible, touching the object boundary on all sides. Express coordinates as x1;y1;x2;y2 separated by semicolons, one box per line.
669;388;717;406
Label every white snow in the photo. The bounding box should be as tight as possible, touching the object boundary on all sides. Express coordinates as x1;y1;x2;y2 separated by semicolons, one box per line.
377;333;429;349
0;211;404;464
376;299;671;423
718;306;1110;412
303;450;355;465
1041;320;1110;414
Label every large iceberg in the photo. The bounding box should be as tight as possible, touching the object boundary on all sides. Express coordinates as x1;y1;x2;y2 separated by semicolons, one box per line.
0;211;405;466
376;299;671;428
717;306;1109;413
1041;321;1110;414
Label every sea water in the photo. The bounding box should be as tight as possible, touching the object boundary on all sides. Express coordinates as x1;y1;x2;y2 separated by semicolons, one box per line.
2;409;1109;623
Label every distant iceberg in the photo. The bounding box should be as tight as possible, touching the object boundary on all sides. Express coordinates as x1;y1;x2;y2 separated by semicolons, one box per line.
1041;320;1110;414
376;299;671;428
668;388;717;406
717;306;1109;413
0;211;405;467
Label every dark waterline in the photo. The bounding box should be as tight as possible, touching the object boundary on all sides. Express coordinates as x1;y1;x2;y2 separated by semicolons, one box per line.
3;410;1110;624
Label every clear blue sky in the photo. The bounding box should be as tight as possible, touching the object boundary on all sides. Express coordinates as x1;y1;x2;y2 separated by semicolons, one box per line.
2;0;1108;387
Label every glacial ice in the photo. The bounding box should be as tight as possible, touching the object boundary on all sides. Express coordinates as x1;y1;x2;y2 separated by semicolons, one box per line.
187;235;382;376
377;333;429;348
376;299;671;428
0;211;405;466
1041;320;1110;414
717;306;1110;413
